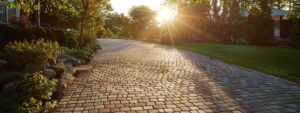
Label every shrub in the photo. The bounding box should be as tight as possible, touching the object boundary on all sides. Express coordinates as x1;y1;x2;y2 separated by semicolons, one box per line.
0;24;67;50
61;47;71;54
18;73;57;113
68;41;101;61
288;20;300;47
65;29;79;38
4;39;60;66
55;29;67;46
0;72;57;113
82;33;96;46
50;64;66;76
66;37;79;49
0;24;25;49
86;42;101;51
0;71;24;91
70;48;93;61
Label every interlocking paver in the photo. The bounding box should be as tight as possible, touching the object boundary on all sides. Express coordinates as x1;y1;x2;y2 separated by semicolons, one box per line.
53;39;300;113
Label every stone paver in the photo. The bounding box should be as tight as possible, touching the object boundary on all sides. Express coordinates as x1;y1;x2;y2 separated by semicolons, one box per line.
53;39;300;113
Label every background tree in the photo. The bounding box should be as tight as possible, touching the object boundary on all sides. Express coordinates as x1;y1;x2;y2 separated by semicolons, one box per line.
78;0;111;46
128;5;155;39
166;0;211;42
287;1;300;47
247;0;273;44
40;0;81;28
104;13;131;37
8;0;39;26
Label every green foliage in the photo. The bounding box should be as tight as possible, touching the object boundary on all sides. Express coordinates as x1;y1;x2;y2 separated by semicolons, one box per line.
0;72;24;91
288;21;300;47
50;64;66;76
82;33;97;46
68;43;100;61
104;13;130;37
61;47;72;54
87;42;102;51
0;72;57;113
8;0;39;13
102;29;115;38
70;48;94;61
129;5;155;39
0;24;67;49
66;37;79;49
19;72;57;113
4;39;60;66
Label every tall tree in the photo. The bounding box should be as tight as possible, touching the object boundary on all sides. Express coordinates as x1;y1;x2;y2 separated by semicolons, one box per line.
128;5;155;39
212;0;220;21
8;0;40;26
287;0;300;47
247;0;273;44
221;0;229;18
79;0;111;45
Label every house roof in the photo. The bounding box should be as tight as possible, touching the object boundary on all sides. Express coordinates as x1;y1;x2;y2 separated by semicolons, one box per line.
271;9;287;16
242;9;287;17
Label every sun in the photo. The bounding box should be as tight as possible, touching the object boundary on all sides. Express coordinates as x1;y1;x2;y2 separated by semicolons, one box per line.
156;7;176;24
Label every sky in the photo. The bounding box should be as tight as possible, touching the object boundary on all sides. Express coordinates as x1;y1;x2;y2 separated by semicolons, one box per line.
110;0;165;15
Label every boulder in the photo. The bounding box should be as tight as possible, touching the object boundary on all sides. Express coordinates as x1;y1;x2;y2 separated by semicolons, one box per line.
61;72;75;88
43;69;56;78
74;65;93;77
65;63;75;74
2;82;19;94
67;57;81;66
59;54;81;66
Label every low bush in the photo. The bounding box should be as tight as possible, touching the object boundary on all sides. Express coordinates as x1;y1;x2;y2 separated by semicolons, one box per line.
4;39;60;67
87;42;101;51
70;48;94;61
68;42;101;61
66;37;79;49
0;72;57;113
50;64;66;76
61;47;71;54
0;24;67;50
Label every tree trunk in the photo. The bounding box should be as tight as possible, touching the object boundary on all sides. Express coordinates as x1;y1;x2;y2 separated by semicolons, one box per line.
79;0;89;46
35;0;40;27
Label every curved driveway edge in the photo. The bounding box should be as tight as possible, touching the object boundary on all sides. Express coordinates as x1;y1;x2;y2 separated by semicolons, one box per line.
53;39;300;113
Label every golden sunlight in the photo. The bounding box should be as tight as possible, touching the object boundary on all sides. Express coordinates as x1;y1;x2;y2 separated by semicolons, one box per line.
156;7;177;24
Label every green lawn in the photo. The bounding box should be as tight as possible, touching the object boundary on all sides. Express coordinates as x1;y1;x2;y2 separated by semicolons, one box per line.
176;43;300;83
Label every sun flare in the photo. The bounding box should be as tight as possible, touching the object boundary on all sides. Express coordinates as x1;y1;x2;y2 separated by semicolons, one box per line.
156;7;176;24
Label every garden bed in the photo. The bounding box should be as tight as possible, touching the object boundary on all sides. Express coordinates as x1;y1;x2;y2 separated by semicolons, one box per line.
0;39;101;112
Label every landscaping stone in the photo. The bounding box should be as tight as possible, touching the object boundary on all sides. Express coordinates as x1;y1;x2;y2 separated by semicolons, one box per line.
57;58;66;64
65;63;75;74
58;54;81;66
43;69;56;78
61;72;74;88
74;65;92;76
2;82;18;94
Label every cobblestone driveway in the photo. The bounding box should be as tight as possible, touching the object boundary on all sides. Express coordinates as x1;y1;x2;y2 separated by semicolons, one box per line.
54;39;300;113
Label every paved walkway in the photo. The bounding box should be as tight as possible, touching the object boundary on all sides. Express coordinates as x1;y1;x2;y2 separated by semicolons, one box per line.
53;39;300;113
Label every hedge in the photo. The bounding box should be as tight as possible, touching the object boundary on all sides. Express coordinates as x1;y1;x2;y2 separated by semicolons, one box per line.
0;24;66;49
